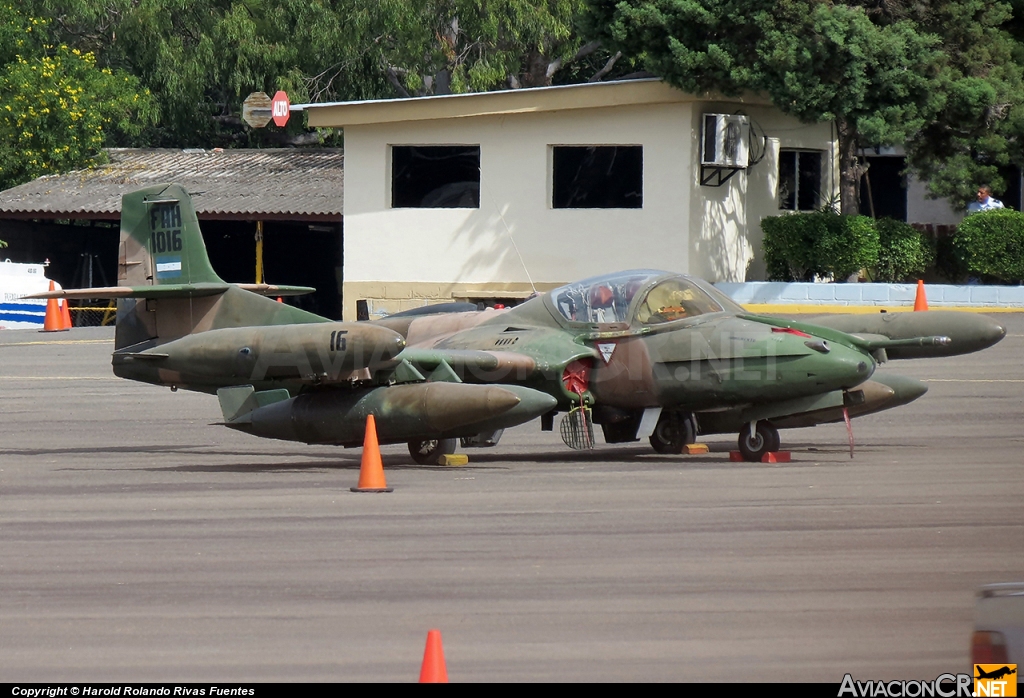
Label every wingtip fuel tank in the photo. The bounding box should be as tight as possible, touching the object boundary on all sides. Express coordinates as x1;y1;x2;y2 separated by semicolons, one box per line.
810;311;1006;359
220;381;557;446
114;322;406;392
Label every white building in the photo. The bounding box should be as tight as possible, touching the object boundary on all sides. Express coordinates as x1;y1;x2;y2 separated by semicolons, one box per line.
301;79;839;320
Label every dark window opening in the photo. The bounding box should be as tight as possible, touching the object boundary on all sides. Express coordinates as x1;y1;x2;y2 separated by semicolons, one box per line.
996;164;1022;211
552;146;643;209
392;145;480;208
779;150;822;211
859;156;908;221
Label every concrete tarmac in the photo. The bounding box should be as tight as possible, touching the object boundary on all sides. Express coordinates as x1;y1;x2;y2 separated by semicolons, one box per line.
1;317;1022;682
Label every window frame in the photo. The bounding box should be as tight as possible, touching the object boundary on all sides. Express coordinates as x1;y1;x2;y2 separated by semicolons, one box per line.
550;144;644;210
778;148;824;212
390;144;481;210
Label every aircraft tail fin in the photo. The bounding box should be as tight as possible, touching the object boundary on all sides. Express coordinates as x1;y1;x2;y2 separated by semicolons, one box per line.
26;184;323;350
120;183;222;288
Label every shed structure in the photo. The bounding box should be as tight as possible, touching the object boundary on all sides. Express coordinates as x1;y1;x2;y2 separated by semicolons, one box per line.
0;148;345;319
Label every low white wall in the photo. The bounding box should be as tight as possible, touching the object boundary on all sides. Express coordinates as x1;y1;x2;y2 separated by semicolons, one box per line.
717;281;1024;308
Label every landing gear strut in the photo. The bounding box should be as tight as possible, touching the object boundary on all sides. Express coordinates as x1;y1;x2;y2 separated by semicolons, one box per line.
737;421;780;462
649;410;696;454
408;438;457;465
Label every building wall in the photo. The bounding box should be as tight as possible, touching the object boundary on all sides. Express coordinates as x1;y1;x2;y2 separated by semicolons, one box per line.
341;97;838;320
907;174;963;226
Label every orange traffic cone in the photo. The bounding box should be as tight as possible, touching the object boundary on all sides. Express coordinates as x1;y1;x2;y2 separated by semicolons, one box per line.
41;281;68;332
351;414;392;492
59;298;72;329
913;279;929;311
276;296;283;303
419;629;448;683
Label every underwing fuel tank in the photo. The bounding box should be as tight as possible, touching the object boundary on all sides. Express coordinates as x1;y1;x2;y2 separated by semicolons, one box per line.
113;322;406;391
220;381;558;446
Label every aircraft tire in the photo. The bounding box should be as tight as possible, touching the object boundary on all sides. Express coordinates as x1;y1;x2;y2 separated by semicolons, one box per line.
408;438;458;465
738;421;780;462
649;410;696;454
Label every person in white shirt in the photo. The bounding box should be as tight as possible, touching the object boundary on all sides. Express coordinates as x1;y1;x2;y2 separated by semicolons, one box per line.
967;185;1004;213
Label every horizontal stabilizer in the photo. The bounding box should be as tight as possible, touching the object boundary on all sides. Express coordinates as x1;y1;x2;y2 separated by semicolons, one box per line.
234;283;315;297
27;282;314;301
217;385;291;423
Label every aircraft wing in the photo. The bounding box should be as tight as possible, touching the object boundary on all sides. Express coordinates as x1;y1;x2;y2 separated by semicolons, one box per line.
398;348;538;379
27;282;315;300
696;373;928;435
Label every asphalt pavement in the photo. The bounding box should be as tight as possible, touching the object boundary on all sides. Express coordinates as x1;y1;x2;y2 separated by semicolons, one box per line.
1;317;1022;682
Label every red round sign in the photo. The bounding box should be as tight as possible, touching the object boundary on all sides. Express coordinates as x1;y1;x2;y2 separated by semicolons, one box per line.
271;90;290;127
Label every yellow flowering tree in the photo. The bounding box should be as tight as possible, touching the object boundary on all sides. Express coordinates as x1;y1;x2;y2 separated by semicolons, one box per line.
0;8;156;191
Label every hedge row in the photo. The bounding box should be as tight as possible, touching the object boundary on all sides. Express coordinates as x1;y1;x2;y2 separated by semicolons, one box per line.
947;209;1024;283
761;212;932;282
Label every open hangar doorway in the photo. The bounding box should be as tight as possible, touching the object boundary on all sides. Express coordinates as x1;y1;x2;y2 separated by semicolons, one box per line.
0;216;343;322
200;218;343;320
0;218;120;290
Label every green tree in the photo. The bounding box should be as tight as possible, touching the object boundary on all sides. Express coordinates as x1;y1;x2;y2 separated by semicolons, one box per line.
898;1;1024;208
0;6;156;190
33;0;631;148
585;0;946;215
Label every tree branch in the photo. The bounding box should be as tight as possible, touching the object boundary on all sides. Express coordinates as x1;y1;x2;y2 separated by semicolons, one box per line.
589;51;622;82
385;66;411;98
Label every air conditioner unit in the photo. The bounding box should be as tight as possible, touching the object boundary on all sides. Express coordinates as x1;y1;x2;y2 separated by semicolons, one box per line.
701;114;750;168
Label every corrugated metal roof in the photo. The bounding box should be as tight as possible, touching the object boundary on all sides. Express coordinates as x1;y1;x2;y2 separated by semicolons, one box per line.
0;148;344;221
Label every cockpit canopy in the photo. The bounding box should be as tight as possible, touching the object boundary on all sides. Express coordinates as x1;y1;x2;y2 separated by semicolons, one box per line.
547;270;743;327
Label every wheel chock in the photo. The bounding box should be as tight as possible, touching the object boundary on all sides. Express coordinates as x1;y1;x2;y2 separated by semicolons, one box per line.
761;451;791;463
682;443;709;455
437;453;469;466
729;451;745;462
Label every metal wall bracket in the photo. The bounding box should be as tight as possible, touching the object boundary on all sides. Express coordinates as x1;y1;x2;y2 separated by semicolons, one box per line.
700;165;743;187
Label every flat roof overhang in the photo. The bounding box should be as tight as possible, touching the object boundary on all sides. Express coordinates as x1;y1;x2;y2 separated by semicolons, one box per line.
298;79;772;128
0;211;342;223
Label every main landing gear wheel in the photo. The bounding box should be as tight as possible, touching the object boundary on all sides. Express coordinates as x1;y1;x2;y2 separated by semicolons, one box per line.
737;421;781;462
649;410;696;454
408;438;457;465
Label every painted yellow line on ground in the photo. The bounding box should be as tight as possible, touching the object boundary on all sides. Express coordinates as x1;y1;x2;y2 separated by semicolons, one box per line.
922;379;1024;383
0;339;113;347
742;304;1024;314
0;376;119;381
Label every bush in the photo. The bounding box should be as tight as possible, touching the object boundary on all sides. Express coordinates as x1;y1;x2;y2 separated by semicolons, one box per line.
762;211;879;281
952;210;1024;283
935;234;968;283
873;218;934;282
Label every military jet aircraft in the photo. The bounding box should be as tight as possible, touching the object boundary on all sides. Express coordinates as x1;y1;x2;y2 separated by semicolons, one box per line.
34;184;1006;464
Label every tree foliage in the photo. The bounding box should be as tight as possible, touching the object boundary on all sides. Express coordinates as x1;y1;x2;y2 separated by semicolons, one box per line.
585;0;946;215
25;0;632;149
0;5;156;190
895;1;1024;208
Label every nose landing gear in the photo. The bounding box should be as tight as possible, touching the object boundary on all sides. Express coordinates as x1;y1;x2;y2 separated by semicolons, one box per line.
737;420;780;462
